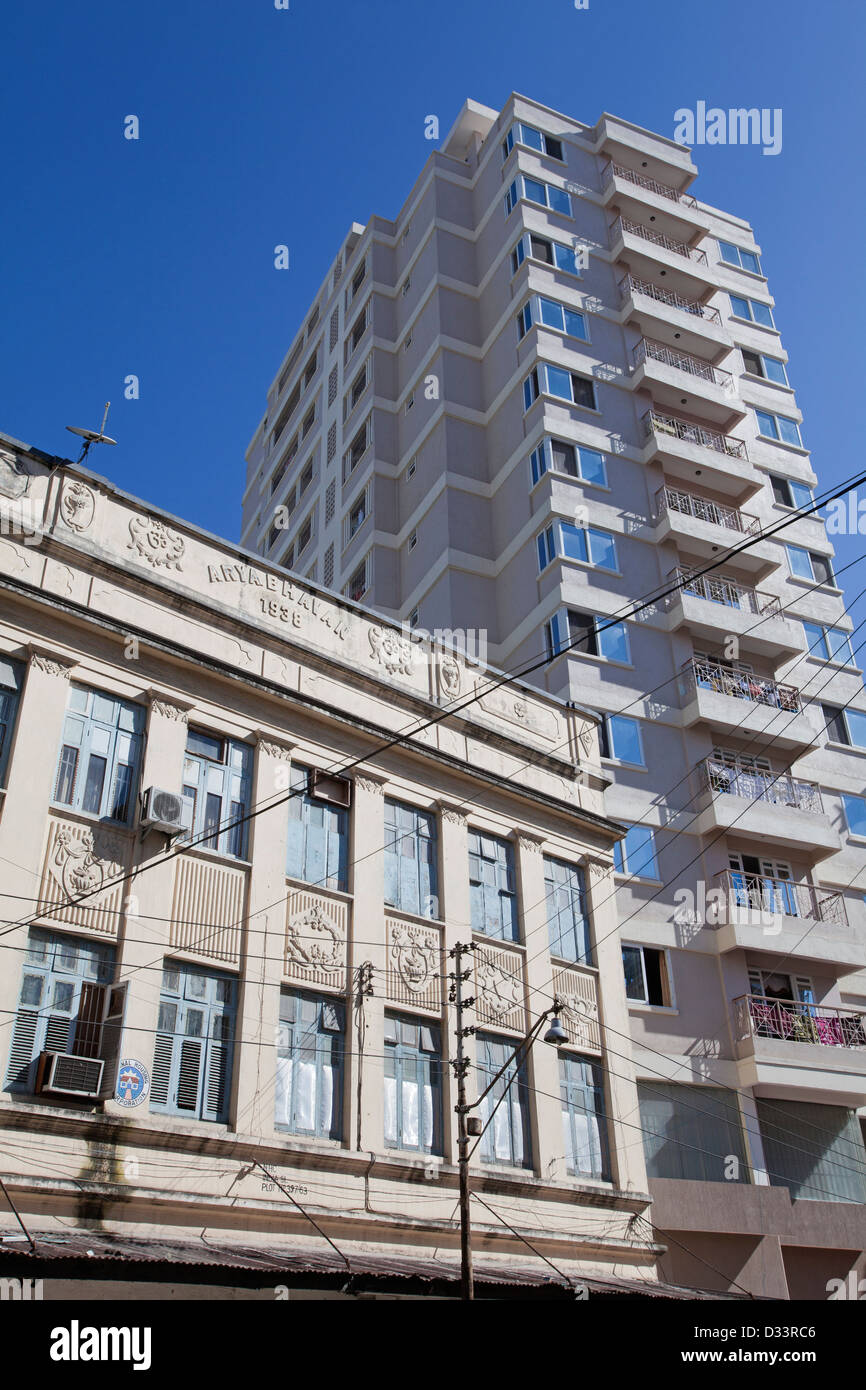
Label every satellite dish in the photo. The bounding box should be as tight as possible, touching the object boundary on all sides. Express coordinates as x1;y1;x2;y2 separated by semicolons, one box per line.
65;402;117;462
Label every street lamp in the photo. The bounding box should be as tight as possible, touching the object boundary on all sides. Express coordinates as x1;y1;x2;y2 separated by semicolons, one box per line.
450;940;567;1302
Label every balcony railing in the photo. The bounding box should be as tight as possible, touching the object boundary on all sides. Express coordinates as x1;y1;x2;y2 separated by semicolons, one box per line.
715;871;847;927
612;215;708;266
734;994;866;1049
632;338;734;391
618;273;722;324
698;758;823;814
644;410;748;460
671;567;781;618
657;486;758;535
602;160;698;208
681;657;800;712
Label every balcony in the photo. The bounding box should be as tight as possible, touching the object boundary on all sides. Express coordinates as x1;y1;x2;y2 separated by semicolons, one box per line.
707;873;859;970
666;567;801;659
592;115;698;196
610;215;712;297
653;486;776;574
641;410;760;502
733;995;866;1105
678;658;814;749
601;161;706;241
691;758;840;859
630;339;744;427
618;274;730;361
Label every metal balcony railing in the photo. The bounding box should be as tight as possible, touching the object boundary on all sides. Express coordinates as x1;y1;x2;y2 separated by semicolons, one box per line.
644;410;748;460
632;338;734;391
602;160;698;208
612;215;708;265
618;273;722;324
681;658;800;711
657;486;758;535
715;871;847;927
698;758;823;814
734;994;866;1049
670;567;781;617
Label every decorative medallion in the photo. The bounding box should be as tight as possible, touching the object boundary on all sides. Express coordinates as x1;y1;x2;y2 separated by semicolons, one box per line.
128;515;185;570
369;625;415;677
389;922;438;995
577;721;596;759
439;656;461;700
49;825;124;899
59;481;95;533
285;904;344;973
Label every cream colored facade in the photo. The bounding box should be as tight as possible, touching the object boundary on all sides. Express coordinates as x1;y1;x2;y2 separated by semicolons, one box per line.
243;94;866;1298
0;432;664;1295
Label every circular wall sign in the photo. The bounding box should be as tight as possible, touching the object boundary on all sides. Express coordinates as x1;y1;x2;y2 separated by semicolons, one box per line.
115;1059;150;1107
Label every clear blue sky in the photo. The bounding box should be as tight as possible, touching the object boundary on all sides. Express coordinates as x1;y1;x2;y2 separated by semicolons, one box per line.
2;0;864;624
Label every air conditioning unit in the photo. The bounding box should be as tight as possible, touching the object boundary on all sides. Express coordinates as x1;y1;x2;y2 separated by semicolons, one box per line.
35;1052;104;1099
141;786;186;833
308;769;352;808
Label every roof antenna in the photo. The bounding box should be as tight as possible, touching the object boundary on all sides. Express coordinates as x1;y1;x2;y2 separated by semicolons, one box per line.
65;401;117;464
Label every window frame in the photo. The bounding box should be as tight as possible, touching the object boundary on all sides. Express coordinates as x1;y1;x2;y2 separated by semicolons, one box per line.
502;122;565;163
756;408;803;449
384;799;439;919
545;609;631;665
741;348;788;386
275;988;345;1140
518;294;589;345
560;1052;609;1180
505;174;572;219
729;294;775;329
0;657;24;789
52;685;144;826
384;1012;443;1155
536;519;618;574
718;240;762;275
600;713;645;767
468;830;519;942
614;824;660;881
803;621;857;666
286;769;350;892
544;856;591;964
149;962;236;1123
622;942;672;1007
786;543;834;586
511;232;584;280
529;437;607;488
477;1032;532;1169
181;729;253;861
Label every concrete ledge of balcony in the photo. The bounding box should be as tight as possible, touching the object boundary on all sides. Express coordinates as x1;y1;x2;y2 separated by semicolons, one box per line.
648;1176;866;1248
667;592;802;659
640;431;762;500
681;687;814;749
692;795;841;859
712;915;861;971
629;359;746;430
651;509;776;575
734;1038;866;1108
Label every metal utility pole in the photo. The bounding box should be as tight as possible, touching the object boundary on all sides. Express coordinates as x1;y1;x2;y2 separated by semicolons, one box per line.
450;940;476;1301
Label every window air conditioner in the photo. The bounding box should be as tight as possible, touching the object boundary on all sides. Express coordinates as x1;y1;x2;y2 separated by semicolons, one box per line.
141;786;186;833
308;769;353;808
35;1052;104;1099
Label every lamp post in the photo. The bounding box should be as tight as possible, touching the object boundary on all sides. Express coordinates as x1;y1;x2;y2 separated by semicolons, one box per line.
449;940;567;1302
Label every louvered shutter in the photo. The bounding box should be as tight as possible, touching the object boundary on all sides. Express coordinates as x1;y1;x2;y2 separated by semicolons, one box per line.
176;1038;204;1111
150;1032;174;1107
44;1012;74;1054
98;984;128;1098
202;1032;231;1122
5;1009;39;1088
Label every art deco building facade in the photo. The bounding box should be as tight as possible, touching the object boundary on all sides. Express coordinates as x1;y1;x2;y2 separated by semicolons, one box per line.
242;95;866;1298
0;430;672;1299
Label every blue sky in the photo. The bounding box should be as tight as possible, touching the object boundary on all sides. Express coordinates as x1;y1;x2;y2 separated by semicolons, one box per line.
2;0;864;625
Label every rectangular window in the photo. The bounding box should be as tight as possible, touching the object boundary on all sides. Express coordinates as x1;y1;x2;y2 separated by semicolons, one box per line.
600;714;644;765
639;1083;748;1183
622;943;669;1005
0;656;24;788
469;831;518;941
299;460;313;495
544;857;590;963
349;364;367;410
770;474;812;509
546;610;630;664
512;232;584;278
384;799;439;918
786;544;833;585
614;826;660;880
505;175;571;218
718;241;762;275
345;557;369;602
296;514;313;556
729;294;775;328
842;794;866;838
502;122;564;162
529;438;607;487
560;1054;608;1179
756;409;803;448
275;989;344;1139
756;1100;866;1203
384;1013;443;1153
347;489;368;539
477;1033;532;1168
822;704;866;750
181;730;252;860
4;929;116;1092
286;769;349;891
346;306;368;358
528;363;595;410
803;621;856;665
150;963;235;1123
520;295;588;343
344;419;370;478
536;520;617;573
741;349;788;385
53;686;144;824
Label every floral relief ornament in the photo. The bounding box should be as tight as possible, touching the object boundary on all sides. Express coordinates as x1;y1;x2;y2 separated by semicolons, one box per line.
390;922;438;995
560;991;599;1043
51;826;123;898
476;956;523;1019
128;514;185;571
368;625;415;677
285;904;344;973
